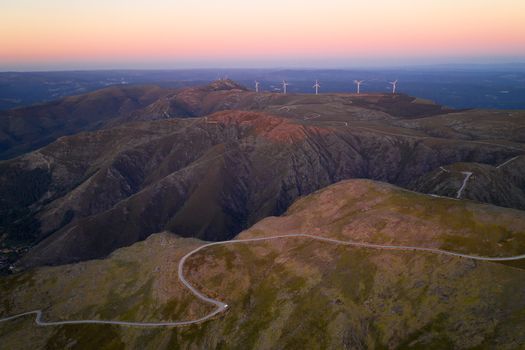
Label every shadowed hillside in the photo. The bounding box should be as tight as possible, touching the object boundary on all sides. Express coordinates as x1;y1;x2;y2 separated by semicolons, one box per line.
1;81;524;269
0;85;174;159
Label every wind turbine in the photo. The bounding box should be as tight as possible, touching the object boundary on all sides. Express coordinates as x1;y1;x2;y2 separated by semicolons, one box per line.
255;81;260;93
282;80;289;94
313;80;320;95
354;80;364;94
389;80;398;94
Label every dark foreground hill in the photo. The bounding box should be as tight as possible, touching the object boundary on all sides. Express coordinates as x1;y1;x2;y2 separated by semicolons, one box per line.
1;180;524;349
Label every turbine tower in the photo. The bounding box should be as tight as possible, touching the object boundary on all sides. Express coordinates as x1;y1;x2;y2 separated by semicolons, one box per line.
313;80;320;95
282;80;289;94
354;80;364;94
255;81;260;93
389;80;398;94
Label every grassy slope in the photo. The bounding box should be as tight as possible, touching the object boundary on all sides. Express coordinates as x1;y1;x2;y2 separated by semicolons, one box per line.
1;179;525;349
246;179;525;259
0;233;214;350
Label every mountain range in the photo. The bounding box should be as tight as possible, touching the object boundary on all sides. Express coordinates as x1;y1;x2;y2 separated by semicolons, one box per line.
0;79;524;349
1;80;524;270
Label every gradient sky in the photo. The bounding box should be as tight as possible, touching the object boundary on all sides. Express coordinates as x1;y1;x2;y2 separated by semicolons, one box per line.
1;0;525;70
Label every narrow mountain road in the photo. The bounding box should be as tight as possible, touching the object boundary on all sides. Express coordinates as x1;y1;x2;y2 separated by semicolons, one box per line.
439;166;450;173
2;233;525;328
456;171;473;199
496;156;520;169
303;113;321;120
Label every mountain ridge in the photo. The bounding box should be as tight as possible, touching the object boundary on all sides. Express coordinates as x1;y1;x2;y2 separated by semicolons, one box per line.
0;80;459;160
1;81;524;270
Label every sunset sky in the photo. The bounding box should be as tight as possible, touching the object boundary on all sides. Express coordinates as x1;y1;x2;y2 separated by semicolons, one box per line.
1;0;525;70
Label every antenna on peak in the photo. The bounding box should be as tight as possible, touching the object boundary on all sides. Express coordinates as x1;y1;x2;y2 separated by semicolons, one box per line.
255;81;260;93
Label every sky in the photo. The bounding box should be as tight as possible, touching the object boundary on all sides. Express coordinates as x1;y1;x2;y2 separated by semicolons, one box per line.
1;0;525;70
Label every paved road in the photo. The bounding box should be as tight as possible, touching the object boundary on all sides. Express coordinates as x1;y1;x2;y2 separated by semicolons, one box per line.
2;233;525;328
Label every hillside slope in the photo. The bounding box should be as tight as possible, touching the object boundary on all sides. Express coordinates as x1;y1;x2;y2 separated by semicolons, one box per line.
1;108;521;269
1;81;524;269
0;79;468;160
0;80;257;160
0;85;175;160
410;156;525;209
1;179;524;349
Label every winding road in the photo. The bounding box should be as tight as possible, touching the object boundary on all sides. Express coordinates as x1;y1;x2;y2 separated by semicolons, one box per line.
1;233;525;328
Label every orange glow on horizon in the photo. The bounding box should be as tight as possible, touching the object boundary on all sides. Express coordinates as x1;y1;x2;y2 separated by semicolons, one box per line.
1;0;525;68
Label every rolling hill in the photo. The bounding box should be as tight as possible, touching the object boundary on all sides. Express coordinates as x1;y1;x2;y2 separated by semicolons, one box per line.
1;179;524;349
0;85;173;160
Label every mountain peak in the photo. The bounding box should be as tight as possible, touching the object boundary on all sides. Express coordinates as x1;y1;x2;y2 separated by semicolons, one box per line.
206;79;248;91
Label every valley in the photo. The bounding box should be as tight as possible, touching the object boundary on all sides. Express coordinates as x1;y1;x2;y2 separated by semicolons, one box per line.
1;81;525;270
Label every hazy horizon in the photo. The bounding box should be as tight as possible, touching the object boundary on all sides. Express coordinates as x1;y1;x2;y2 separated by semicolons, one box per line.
2;61;525;73
2;0;525;71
